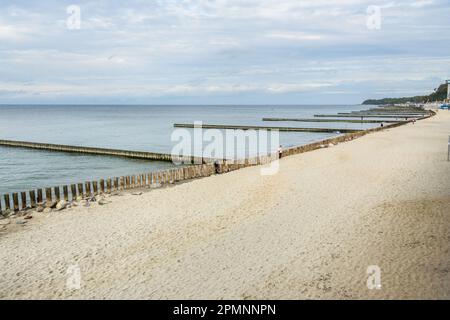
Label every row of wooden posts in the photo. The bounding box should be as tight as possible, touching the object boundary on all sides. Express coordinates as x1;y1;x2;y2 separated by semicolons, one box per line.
0;154;278;215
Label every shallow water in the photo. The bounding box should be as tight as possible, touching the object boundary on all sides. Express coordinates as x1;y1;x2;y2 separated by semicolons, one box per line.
0;104;372;195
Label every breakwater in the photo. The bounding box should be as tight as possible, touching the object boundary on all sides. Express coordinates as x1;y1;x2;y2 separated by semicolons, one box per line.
0;139;206;164
173;124;361;133
262;118;404;124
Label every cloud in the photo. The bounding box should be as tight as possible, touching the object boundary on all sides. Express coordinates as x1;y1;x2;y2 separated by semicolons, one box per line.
267;32;324;41
0;0;449;104
410;0;434;8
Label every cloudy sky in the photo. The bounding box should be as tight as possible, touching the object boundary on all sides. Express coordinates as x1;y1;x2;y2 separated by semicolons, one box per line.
0;0;449;104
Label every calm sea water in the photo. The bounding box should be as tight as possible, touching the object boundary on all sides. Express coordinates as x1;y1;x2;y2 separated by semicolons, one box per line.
0;105;372;196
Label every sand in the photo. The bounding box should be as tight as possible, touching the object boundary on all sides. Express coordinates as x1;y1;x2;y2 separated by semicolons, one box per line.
1;111;449;300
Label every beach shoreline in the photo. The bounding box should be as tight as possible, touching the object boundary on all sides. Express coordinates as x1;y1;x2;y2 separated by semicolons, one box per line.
1;110;449;299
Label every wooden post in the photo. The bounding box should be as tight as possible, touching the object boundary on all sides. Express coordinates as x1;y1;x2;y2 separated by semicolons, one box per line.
149;173;154;188
71;184;77;201
37;189;43;204
141;174;146;187
12;193;19;211
114;178;119;191
120;177;125;191
4;194;10;211
78;183;84;198
99;179;105;193
147;173;152;187
21;192;27;210
63;186;69;201
29;190;36;208
136;174;141;187
45;188;53;207
85;182;91;197
54;186;60;202
92;181;98;195
448;136;450;161
106;179;111;193
125;176;130;189
157;171;163;185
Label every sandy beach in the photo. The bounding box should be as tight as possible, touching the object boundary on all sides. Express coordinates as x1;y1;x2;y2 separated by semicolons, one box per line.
1;110;449;300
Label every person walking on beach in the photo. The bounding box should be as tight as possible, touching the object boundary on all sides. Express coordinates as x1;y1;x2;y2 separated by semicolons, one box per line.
214;160;220;174
278;145;283;159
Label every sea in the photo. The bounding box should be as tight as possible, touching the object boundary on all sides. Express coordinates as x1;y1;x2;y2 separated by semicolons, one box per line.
0;104;375;196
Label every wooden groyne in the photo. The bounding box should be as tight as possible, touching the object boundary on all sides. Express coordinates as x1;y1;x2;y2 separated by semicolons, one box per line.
0;164;214;213
314;114;424;119
262;118;405;124
173;123;361;133
341;112;428;116
0;139;206;164
362;108;428;113
0;157;278;214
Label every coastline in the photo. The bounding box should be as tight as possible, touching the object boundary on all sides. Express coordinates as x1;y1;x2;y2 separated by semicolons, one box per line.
0;110;449;299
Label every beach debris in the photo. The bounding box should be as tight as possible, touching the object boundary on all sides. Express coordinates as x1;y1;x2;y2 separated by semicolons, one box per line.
132;192;143;196
24;214;33;220
43;208;52;214
55;200;67;211
0;218;11;226
98;199;110;206
49;201;58;209
328;143;335;147
320;144;326;148
36;205;44;213
16;220;27;225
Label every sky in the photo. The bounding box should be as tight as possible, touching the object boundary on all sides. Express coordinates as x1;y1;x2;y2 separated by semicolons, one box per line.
0;0;449;104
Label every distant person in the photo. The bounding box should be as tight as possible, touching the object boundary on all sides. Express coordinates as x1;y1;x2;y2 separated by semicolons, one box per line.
214;160;220;174
381;123;384;127
278;145;283;159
